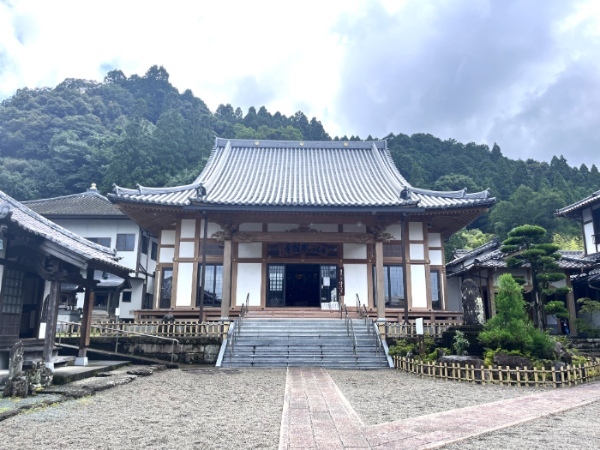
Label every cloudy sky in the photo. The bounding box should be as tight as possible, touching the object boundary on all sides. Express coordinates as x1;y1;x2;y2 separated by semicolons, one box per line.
1;0;599;167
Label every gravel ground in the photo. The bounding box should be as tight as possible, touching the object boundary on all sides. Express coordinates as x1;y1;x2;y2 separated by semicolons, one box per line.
0;367;287;450
329;369;538;425
1;367;598;449
442;399;600;449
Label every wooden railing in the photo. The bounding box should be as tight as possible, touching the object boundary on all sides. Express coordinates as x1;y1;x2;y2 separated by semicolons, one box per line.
56;320;228;339
386;322;457;338
393;356;600;388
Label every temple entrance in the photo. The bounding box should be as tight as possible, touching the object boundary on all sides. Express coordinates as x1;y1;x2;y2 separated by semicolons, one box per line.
267;264;338;308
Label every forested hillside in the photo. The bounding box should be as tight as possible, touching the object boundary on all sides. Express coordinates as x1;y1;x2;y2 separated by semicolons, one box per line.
1;65;598;244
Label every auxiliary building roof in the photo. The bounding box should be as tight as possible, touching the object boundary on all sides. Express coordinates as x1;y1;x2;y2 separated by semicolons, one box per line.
556;189;600;218
0;190;130;277
110;138;495;211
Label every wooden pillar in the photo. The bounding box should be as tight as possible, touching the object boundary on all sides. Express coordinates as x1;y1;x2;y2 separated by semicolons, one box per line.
42;279;60;370
486;271;496;319
375;240;385;321
220;239;232;320
77;268;95;366
566;275;578;336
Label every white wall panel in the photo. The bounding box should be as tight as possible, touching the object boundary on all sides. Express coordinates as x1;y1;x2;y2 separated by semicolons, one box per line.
584;222;596;255
583;207;592;222
409;243;425;260
176;263;194;307
430;250;443;266
410;265;427;308
343;264;368;306
180;219;196;238
161;230;176;245
159;247;175;263
429;233;442;247
343;243;367;259
238;243;263;258
409;222;424;240
385;224;402;240
179;241;195;258
236;263;262;306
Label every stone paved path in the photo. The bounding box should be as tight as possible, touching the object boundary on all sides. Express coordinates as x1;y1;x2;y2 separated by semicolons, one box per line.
279;367;600;449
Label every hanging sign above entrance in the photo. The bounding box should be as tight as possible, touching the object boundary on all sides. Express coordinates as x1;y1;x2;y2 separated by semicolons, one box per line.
267;243;338;259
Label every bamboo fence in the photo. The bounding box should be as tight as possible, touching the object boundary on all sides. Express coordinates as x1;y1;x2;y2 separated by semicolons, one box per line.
386;322;457;338
56;320;228;339
393;355;600;388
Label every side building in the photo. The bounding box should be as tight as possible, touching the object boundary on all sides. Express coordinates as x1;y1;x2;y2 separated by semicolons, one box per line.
24;185;157;321
110;138;495;322
0;190;129;370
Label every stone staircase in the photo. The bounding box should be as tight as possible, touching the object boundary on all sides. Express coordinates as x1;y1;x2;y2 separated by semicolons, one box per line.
220;318;391;369
569;337;600;357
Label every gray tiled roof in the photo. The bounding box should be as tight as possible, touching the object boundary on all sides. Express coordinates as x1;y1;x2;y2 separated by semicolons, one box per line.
447;239;594;273
111;138;495;210
24;189;124;217
0;190;130;276
556;189;600;217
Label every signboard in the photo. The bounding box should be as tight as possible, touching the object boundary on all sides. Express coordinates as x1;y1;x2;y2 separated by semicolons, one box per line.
415;317;424;335
337;266;345;296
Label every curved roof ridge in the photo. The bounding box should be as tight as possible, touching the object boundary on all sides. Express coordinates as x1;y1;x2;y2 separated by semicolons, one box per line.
23;190;109;204
409;186;491;199
368;142;405;194
113;182;202;196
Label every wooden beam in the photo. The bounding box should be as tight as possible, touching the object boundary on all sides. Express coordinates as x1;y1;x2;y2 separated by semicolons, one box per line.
220;239;232;320
375;241;385;321
233;231;375;244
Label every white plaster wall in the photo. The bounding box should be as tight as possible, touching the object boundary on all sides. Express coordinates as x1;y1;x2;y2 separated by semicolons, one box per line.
161;230;176;245
180;219;196;238
267;223;296;232
238;243;263;258
200;220;222;237
343;224;366;233
584;221;596;255
409;222;424;240
159;247;175;263
409;243;425;260
57;218;139;269
176;263;194;307
343;264;368;306
583;208;593;222
312;224;337;232
240;223;264;232
236;263;262;306
410;265;428;308
429;233;442;247
430;249;443;266
343;243;367;259
446;277;462;311
179;241;196;258
119;279;144;319
385;224;402;240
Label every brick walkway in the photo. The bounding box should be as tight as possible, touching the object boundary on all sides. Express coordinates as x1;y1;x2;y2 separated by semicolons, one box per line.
278;367;600;449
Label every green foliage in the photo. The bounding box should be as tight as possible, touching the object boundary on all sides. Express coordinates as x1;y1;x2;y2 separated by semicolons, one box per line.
444;228;494;262
576;298;600;337
482;348;526;367
479;274;555;360
452;330;470;355
552;234;583;251
500;225;568;329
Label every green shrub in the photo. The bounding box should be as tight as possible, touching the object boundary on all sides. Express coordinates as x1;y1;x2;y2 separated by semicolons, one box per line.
479;274;555;360
452;330;470;355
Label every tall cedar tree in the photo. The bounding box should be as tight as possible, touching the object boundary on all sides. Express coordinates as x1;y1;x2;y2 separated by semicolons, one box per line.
500;225;567;330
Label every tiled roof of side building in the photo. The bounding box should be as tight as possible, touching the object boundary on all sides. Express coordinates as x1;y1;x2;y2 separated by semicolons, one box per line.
556;189;600;218
24;186;124;217
0;190;130;276
110;138;495;210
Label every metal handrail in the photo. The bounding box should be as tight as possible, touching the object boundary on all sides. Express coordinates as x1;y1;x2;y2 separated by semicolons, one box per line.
230;293;250;357
57;320;179;364
343;304;357;356
371;320;383;356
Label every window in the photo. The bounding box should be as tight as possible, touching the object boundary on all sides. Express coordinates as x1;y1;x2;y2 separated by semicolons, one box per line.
431;270;442;310
373;265;405;308
86;237;111;248
267;264;285;307
141;235;149;255
116;233;135;251
160;268;173;309
196;264;223;307
121;291;132;303
593;208;600;244
151;242;158;260
143;293;153;310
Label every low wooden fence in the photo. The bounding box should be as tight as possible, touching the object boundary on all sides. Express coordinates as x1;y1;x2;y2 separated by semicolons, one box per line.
393;356;600;388
56;320;228;339
386;322;458;338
